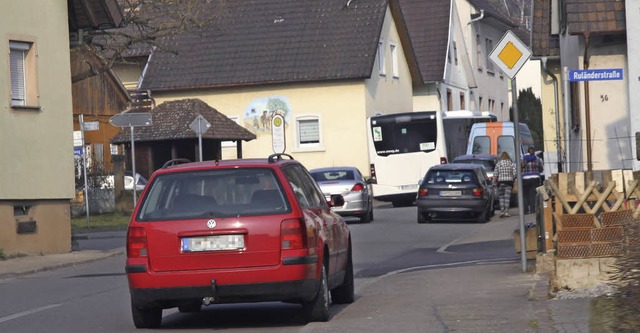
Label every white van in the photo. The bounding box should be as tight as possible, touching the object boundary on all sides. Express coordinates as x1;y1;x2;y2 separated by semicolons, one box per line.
466;122;535;159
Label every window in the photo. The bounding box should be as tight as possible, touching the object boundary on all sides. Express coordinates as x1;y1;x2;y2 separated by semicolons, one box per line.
471;136;491;155
460;92;465;110
296;116;321;148
446;89;453;111
377;41;386;76
390;43;399;78
282;164;325;208
497;136;516;158
94;143;104;165
479;96;483;110
9;40;38;108
476;34;483;70
485;38;494;73
488;98;495;112
453;41;458;66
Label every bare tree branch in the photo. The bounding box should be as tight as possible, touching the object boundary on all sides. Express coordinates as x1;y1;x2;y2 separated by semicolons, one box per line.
73;0;226;83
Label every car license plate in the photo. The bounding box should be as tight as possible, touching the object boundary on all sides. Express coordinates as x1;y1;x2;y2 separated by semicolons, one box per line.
181;235;245;252
439;190;462;197
400;184;418;190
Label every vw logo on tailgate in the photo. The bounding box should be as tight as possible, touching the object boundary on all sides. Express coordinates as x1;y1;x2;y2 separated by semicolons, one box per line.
207;219;217;229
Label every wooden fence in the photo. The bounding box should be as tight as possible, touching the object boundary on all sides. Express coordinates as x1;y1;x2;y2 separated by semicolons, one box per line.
543;170;640;259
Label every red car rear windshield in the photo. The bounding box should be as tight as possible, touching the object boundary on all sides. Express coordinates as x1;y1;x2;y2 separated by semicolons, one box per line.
137;168;291;221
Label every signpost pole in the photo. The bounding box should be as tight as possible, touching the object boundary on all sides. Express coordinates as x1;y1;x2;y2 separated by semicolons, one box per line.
130;125;137;207
512;79;527;272
563;67;571;172
109;112;153;208
488;30;532;272
80;114;90;227
198;117;203;162
189;115;210;161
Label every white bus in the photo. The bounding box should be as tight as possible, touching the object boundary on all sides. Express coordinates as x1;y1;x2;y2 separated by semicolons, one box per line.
367;110;496;207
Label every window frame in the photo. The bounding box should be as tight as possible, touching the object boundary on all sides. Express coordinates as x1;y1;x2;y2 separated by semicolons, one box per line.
453;41;458;66
485;38;495;74
476;34;483;71
293;114;324;152
8;37;39;109
390;42;399;78
377;41;386;76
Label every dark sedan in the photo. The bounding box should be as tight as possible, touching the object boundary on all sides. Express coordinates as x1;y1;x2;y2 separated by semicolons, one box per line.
416;163;495;223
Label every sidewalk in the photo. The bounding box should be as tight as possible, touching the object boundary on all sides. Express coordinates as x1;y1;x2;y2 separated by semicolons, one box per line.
0;247;124;279
0;213;593;332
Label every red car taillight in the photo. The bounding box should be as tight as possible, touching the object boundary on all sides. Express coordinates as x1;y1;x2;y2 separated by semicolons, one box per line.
351;183;364;192
418;188;428;197
440;157;447;164
281;219;308;250
472;188;483;197
127;227;148;257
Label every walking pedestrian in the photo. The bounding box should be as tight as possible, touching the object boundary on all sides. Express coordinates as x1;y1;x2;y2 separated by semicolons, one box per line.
521;147;543;214
493;151;517;217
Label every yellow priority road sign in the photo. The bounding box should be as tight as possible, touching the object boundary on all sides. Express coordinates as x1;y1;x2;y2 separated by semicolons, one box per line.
488;30;531;79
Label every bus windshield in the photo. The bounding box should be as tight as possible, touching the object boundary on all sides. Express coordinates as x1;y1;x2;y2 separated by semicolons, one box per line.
370;112;437;156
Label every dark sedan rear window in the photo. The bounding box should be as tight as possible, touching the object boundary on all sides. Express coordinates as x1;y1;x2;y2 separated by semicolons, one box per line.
425;170;477;184
453;159;495;171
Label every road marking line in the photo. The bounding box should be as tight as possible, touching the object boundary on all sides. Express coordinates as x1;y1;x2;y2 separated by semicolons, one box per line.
355;258;517;293
437;235;464;253
0;304;62;323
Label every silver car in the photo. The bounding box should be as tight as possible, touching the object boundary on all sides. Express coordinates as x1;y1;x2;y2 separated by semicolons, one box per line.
310;167;374;223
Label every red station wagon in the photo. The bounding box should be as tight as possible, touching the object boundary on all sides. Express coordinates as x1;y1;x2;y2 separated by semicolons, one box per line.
125;154;354;328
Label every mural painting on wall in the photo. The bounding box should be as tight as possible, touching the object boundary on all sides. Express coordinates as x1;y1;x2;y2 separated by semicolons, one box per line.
243;96;291;136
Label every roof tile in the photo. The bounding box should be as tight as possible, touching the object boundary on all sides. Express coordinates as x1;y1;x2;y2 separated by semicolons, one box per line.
139;0;388;91
111;99;256;143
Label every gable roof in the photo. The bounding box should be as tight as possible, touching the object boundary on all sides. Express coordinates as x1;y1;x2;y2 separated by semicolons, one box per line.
110;99;256;144
139;0;388;91
393;0;515;85
392;0;451;84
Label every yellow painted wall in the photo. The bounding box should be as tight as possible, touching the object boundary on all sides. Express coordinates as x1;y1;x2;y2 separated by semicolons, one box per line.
412;86;441;111
113;63;144;90
154;81;373;174
0;0;74;255
0;0;75;199
0;201;72;255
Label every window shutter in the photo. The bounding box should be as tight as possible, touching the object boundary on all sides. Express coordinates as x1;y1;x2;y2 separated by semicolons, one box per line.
298;119;319;144
9;42;29;106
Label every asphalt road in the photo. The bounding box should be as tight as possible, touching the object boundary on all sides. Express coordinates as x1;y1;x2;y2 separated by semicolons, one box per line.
0;203;524;332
